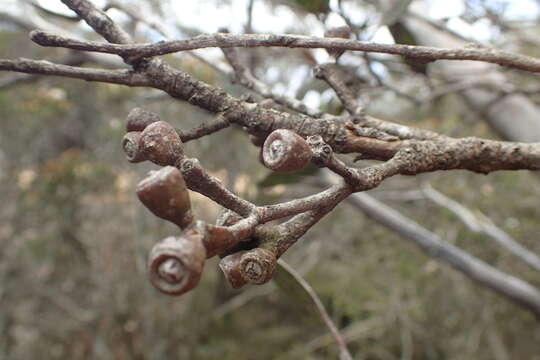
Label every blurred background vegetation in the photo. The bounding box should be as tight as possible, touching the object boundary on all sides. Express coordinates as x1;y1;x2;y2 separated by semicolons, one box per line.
1;0;540;359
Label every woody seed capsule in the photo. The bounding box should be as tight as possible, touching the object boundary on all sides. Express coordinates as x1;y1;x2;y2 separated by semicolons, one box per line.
262;129;312;172
136;166;193;229
122;131;145;163
139;121;184;166
148;225;207;296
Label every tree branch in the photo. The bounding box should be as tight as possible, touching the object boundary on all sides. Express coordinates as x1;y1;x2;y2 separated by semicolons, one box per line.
313;63;364;116
220;38;324;118
30;30;540;73
330;176;540;319
178;115;230;143
3;57;540;176
60;0;132;44
0;58;149;85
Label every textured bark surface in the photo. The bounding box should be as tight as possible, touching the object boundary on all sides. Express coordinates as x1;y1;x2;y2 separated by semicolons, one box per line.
31;30;540;73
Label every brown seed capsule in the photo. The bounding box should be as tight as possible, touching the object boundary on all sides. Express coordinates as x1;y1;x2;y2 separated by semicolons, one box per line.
262;129;312;172
139;121;184;166
239;248;276;285
136;166;193;229
122;131;145;163
218;251;248;289
126;107;160;132
148;226;207;296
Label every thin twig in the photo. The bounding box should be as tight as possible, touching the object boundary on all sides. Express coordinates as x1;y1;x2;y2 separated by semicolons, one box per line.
0;58;150;85
60;0;132;44
178;158;257;217
220;35;324;118
277;260;353;360
30;30;540;73
178;115;230;142
313;63;364;116
103;0;228;77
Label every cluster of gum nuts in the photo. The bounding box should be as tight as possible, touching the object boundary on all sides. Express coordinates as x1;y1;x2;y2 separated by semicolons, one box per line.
122;108;316;296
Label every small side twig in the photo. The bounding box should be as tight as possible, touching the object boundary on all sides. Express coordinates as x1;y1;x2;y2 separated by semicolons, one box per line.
277;260;353;360
178;115;230;142
179;158;256;217
0;58;150;85
269;186;351;258
313;63;364;116
220;34;324;118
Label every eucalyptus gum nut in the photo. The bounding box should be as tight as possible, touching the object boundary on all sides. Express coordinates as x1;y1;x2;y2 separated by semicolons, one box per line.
136;166;193;229
219;252;248;289
126;107;160;132
262;129;312;172
139;121;184;166
122;131;145;163
148;233;206;296
239;248;276;285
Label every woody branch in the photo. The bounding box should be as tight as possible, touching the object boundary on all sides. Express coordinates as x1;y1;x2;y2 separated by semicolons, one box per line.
29;29;540;73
